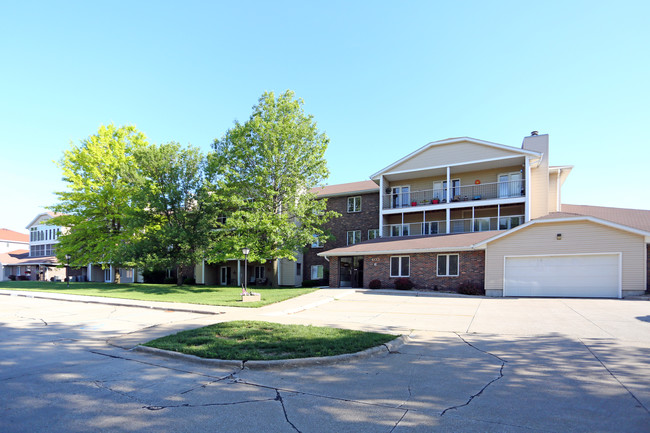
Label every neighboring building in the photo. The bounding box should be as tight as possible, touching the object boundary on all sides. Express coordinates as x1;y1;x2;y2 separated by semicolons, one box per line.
1;212;67;281
318;133;650;298
195;255;303;287
0;228;29;254
0;212;140;283
303;180;379;286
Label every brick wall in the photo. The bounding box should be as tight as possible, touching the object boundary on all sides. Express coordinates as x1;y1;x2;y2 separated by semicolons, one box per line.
363;251;485;291
328;256;340;288
303;191;379;282
647;244;650;292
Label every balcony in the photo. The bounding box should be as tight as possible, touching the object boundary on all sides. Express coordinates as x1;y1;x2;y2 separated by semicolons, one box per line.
382;215;524;237
383;179;525;210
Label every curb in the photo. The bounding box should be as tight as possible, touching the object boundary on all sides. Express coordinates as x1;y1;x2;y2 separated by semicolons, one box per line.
0;290;223;315
133;335;410;370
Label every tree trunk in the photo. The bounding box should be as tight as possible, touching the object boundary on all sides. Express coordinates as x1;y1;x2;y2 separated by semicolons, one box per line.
271;260;279;287
176;265;183;286
114;268;121;284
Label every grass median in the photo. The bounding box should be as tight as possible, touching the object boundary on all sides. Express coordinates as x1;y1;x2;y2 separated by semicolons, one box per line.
0;281;317;307
144;320;398;360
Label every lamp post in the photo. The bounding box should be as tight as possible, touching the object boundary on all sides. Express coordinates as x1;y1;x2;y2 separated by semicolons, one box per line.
65;254;71;288
242;248;250;292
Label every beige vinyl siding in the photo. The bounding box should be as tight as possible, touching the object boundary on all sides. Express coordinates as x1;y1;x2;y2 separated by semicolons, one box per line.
485;221;646;295
548;171;559;212
195;261;204;284
279;258;296;286
388;141;524;173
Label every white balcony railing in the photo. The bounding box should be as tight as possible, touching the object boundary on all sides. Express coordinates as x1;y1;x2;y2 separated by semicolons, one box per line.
382;215;524;237
383;179;525;210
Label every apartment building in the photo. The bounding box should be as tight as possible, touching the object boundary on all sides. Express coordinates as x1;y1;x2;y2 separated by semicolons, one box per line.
318;133;650;298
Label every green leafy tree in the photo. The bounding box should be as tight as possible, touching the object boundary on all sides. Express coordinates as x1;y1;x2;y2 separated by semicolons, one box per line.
49;124;148;282
206;90;339;285
127;142;211;285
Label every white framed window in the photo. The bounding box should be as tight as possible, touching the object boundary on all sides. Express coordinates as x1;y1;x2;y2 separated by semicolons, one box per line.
499;216;522;230
125;269;134;279
347;196;362;213
311;234;322;248
437;254;459;277
498;172;523;198
391;185;410;208
422;222;440;235
347;230;361;245
254;266;265;279
390;256;410;277
311;265;324;280
104;268;112;282
368;229;379;240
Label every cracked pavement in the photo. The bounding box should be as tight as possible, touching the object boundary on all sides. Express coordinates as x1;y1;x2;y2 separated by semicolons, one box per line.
1;291;650;432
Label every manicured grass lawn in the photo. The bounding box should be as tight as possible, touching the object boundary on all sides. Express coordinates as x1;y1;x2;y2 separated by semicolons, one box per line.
145;320;398;360
0;281;317;307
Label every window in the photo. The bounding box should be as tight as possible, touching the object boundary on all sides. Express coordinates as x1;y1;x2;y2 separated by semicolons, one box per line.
347;196;361;213
254;266;265;279
311;265;324;280
422;222;440;235
498;172;523;198
433;179;460;201
437;254;459;277
390;224;410;237
473;218;491;232
311;234;322;248
391;186;410;208
347;230;361;245
390;256;410;277
296;263;301;276
368;229;379;240
125;269;133;279
499;216;522;230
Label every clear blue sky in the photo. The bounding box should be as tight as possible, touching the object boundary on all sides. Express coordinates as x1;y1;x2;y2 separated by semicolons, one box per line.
2;1;649;233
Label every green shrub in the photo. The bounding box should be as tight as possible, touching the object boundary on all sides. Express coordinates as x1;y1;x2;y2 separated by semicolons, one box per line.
302;279;325;287
368;279;381;289
163;277;176;284
457;280;485;296
142;269;166;284
394;278;414;290
183;277;196;285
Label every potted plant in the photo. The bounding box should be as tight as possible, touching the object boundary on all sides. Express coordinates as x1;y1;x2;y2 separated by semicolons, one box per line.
411;201;417;206
432;198;440;204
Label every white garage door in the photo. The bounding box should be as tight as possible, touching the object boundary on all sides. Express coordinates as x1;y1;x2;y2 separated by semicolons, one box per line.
504;254;620;298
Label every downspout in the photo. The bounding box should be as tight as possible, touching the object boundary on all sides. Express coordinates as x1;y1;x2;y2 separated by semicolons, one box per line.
556;168;562;212
525;157;531;222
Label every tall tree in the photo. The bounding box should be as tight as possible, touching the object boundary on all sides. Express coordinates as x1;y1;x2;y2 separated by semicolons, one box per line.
127;142;211;285
206;90;339;283
49;124;147;282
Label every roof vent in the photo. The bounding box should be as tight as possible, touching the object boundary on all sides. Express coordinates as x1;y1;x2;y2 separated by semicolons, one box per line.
531;130;539;136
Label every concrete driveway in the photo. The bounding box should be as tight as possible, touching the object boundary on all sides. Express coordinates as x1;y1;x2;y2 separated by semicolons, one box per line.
1;289;649;432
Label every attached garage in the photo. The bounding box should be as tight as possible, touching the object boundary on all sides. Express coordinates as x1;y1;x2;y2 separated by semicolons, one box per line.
504;254;620;298
482;217;648;298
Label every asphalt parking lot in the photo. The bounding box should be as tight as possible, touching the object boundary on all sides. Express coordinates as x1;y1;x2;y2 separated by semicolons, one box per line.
1;289;649;432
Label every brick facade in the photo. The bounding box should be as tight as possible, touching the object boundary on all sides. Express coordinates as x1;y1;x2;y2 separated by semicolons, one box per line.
304;191;379;282
358;250;485;291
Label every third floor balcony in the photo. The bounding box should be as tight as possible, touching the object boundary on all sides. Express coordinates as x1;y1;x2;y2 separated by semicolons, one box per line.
382;178;525;210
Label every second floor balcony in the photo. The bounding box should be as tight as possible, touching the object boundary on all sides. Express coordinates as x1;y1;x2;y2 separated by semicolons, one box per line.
383;179;525;210
382;214;524;237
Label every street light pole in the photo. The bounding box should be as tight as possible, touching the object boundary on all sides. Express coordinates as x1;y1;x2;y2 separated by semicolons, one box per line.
65;254;71;288
242;248;250;292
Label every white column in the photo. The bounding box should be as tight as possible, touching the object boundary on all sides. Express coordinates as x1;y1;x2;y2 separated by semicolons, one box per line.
498;204;501;229
471;207;475;232
109;264;114;283
446;166;451;202
525;157;531;222
379;176;384;237
87;264;92;281
201;259;205;285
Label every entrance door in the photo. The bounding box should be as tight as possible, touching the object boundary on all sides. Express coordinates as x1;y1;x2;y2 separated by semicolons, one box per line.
351;257;364;288
220;266;230;285
339;257;352;287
